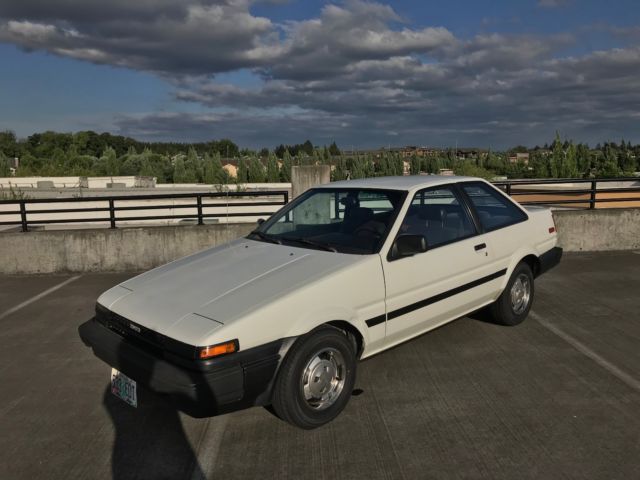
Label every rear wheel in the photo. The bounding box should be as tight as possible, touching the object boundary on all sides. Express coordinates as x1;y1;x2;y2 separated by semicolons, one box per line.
271;326;356;429
489;262;534;326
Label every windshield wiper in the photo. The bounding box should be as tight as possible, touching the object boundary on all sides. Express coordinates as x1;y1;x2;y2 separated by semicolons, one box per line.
248;230;282;244
280;237;337;252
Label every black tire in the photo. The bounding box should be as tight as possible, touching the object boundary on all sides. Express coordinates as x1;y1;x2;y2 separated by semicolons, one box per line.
271;326;356;429
489;262;534;326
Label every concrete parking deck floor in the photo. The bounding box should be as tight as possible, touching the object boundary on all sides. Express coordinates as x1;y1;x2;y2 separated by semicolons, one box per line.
1;252;639;480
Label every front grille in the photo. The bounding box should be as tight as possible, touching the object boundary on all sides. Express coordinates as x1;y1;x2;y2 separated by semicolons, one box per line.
95;303;196;360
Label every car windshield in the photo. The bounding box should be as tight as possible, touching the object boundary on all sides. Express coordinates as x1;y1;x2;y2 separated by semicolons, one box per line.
248;188;406;254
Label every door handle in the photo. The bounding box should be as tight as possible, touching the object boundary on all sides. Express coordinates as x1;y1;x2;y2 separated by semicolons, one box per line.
474;243;487;251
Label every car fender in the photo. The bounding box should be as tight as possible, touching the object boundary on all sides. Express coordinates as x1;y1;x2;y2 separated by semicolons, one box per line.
497;246;540;294
282;304;371;350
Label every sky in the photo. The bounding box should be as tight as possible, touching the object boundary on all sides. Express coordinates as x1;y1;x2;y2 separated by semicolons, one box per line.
1;0;639;149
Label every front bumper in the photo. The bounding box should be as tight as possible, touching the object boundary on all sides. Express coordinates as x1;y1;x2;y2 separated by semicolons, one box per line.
538;246;563;276
78;318;284;418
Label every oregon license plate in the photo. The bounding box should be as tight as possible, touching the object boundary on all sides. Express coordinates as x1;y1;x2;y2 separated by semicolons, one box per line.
110;368;137;407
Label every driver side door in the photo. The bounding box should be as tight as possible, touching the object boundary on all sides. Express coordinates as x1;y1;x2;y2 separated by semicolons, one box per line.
381;184;501;346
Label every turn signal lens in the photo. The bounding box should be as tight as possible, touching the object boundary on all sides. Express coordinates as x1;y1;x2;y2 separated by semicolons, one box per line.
548;227;556;233
198;340;238;359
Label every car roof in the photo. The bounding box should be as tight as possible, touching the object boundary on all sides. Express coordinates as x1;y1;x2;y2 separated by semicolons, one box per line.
316;175;481;192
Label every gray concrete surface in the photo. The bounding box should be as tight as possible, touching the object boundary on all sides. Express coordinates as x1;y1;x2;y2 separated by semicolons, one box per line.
0;223;255;274
291;165;331;198
1;252;639;479
553;208;640;252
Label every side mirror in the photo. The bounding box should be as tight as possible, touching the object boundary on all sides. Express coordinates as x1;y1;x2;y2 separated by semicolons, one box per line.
391;234;428;260
257;218;265;225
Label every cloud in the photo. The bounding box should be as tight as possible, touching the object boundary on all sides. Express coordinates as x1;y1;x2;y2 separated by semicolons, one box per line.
0;1;277;74
1;0;639;147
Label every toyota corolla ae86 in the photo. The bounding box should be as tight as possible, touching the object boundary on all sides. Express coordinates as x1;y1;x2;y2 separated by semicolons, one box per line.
79;176;562;429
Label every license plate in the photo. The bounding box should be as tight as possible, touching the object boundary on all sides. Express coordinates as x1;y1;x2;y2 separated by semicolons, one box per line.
110;368;137;408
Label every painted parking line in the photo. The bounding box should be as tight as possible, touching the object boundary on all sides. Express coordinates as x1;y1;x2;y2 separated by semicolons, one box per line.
190;416;229;480
0;275;82;321
531;311;640;392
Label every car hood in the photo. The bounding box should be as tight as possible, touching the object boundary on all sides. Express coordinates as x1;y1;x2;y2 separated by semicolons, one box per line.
98;238;363;342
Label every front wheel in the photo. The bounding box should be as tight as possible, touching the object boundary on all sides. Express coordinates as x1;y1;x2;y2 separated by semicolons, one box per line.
271;326;356;429
489;262;534;326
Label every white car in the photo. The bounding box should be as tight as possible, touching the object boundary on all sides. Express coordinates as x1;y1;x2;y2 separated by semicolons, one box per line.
80;176;562;428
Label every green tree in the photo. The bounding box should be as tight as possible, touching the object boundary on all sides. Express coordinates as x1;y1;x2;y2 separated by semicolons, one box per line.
214;152;229;184
562;142;578;178
0;151;9;176
596;146;621;177
576;144;591;175
390;153;404;176
312;149;322;165
485;147;503;172
618;149;635;173
265;153;280;182
302;140;314;156
280;150;292;182
328;142;341;156
531;152;548;178
203;152;228;184
173;157;188;183
140;158;154;177
182;147;199;183
0;130;18;158
376;153;390;176
331;155;348;181
101;147;119;176
454;160;494;180
348;155;367;179
247;157;266;183
550;131;563;178
236;158;249;183
216;139;239;158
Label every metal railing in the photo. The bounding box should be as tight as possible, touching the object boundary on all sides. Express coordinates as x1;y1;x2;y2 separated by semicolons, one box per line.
1;177;639;233
493;177;640;209
0;190;289;232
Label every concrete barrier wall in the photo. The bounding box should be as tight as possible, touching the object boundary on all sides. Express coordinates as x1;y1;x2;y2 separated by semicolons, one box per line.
0;223;255;274
0;209;638;274
553;209;640;252
291;165;331;198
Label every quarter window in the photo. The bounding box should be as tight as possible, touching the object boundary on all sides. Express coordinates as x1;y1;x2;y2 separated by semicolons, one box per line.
400;186;476;248
461;182;527;231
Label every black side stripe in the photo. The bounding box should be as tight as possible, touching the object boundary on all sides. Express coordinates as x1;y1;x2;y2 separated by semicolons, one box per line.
365;314;386;328
365;268;507;328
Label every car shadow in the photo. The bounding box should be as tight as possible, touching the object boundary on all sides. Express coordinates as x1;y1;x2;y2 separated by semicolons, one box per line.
466;306;495;324
104;342;207;480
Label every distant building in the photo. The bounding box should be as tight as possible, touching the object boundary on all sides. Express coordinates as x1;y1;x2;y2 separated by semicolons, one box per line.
508;152;530;165
456;148;486;160
222;163;238;178
396;146;441;158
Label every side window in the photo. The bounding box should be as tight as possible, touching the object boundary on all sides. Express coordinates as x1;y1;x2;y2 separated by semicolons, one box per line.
400;186;476;248
461;182;527;231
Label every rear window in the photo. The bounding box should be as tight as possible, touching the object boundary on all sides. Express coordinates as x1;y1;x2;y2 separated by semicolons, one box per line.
461;182;527;231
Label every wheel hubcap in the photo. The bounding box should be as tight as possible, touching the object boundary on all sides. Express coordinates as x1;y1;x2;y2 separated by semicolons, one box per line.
510;274;531;315
301;348;346;410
